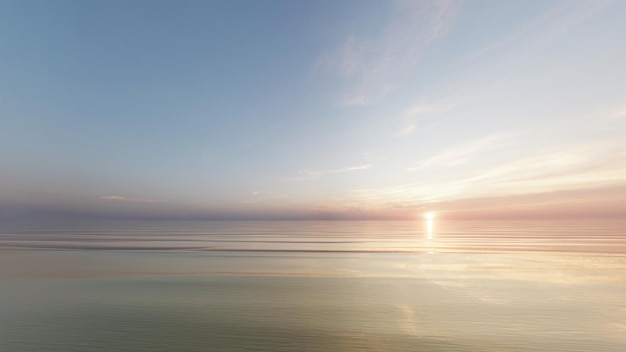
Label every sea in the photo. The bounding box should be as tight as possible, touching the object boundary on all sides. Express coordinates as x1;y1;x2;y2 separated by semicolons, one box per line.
1;220;625;351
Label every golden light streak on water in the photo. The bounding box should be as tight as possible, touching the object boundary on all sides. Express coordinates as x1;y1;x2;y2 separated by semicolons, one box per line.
425;212;434;240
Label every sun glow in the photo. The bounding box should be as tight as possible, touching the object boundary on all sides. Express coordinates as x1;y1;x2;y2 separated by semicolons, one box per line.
425;212;435;239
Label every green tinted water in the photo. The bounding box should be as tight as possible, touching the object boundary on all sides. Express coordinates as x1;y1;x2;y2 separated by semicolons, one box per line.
1;221;625;351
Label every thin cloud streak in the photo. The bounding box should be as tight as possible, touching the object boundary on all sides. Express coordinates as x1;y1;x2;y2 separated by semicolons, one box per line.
410;134;509;170
296;164;373;180
100;196;159;203
345;140;626;208
395;97;461;137
467;0;615;63
610;109;626;120
337;95;368;107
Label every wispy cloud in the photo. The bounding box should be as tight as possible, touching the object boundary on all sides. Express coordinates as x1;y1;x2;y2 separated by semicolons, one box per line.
389;2;618;140
395;97;461;136
337;95;368;107
410;134;508;170
343;140;626;208
321;1;461;104
467;0;615;69
100;196;159;203
610;109;626;120
296;164;373;180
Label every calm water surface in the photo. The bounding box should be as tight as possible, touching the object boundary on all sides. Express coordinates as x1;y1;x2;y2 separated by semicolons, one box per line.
1;220;625;351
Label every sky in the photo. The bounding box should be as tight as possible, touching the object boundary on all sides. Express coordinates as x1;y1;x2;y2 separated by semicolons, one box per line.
1;0;626;221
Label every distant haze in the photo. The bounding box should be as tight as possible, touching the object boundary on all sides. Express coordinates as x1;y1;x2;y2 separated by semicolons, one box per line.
2;0;626;221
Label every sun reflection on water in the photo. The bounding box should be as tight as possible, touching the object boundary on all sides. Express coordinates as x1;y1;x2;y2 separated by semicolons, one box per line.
425;212;434;240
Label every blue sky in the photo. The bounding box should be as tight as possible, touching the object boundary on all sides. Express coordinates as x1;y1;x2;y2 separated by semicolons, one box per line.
2;0;626;220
